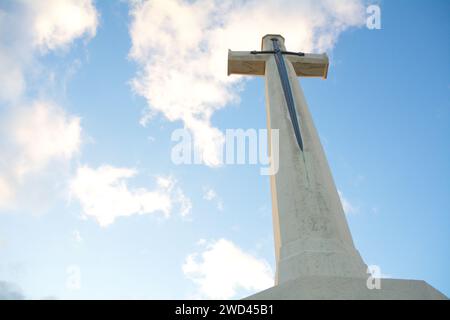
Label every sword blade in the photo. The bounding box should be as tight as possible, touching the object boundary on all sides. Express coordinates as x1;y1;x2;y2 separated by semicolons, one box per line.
271;38;304;151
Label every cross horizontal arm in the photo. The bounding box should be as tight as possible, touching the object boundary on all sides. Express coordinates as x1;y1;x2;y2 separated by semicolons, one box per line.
228;50;329;79
251;50;306;57
287;53;329;79
227;50;267;76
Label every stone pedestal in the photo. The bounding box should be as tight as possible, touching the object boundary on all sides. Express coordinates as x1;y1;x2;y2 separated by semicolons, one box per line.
245;276;447;300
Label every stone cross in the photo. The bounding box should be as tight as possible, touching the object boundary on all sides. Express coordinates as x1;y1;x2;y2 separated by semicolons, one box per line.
228;34;367;285
227;35;447;300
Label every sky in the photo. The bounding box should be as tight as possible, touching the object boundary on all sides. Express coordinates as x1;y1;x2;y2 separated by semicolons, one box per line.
0;0;449;300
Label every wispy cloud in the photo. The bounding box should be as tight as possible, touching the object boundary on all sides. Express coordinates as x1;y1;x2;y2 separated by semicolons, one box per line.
183;238;273;299
128;0;365;166
338;190;358;215
203;187;224;211
70;166;191;227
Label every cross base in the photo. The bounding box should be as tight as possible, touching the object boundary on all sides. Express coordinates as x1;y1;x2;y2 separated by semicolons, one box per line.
244;276;447;300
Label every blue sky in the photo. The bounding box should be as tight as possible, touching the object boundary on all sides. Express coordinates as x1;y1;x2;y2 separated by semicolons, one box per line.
0;0;449;299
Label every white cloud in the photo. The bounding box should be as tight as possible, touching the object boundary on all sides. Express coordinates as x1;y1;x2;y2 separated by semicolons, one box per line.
0;0;99;102
70;166;191;227
128;0;365;166
12;101;81;176
183;238;273;299
0;0;98;210
338;190;357;215
0;101;82;210
29;0;98;52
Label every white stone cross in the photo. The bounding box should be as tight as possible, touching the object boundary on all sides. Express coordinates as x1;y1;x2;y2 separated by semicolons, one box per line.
227;35;447;300
228;34;367;285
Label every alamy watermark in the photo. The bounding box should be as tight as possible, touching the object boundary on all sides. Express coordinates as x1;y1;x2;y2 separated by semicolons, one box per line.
366;265;382;290
367;4;382;30
171;128;280;175
66;265;81;291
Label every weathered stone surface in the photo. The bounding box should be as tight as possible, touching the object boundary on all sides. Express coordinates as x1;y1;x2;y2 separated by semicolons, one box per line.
245;276;447;300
